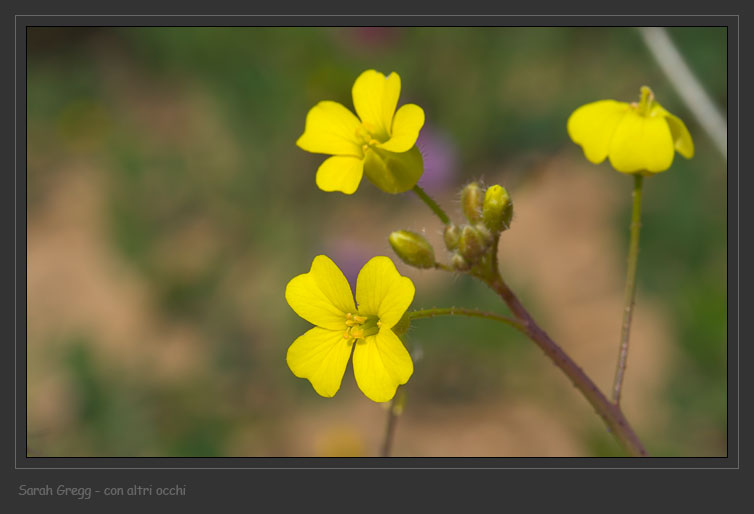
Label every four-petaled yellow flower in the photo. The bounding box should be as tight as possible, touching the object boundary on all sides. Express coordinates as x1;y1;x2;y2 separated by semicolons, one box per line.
297;69;425;195
285;255;415;402
567;86;694;174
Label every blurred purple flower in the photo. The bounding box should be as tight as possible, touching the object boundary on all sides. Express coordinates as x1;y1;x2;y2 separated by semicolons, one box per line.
416;125;458;194
324;240;373;291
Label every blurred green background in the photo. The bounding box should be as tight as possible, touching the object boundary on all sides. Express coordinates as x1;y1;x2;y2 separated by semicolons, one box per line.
26;27;727;457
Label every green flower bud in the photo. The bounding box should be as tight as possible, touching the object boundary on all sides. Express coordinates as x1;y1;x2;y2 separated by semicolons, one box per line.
474;223;494;245
443;223;461;250
482;184;513;233
388;230;435;269
451;252;470;271
461;182;484;223
459;224;486;262
363;145;424;194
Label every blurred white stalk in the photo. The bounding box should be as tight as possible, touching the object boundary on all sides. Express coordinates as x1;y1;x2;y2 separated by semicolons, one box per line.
638;27;727;161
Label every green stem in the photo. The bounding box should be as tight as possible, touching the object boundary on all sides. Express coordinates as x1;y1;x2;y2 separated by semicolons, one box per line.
434;262;454;272
408;307;523;331
612;174;644;405
412;185;450;225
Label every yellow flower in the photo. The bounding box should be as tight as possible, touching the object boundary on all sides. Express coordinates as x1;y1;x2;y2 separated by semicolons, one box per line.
296;69;425;194
567;86;694;174
285;255;415;402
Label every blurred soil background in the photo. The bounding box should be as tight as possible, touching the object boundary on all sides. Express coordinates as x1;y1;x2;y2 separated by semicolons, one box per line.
26;27;727;456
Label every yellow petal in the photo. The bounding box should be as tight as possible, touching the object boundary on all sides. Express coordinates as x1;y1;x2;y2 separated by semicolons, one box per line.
355;256;414;328
378;104;425;153
567;100;630;164
285;255;356;330
352;328;413;402
352;70;401;141
664;112;695;159
650;102;695;160
608;110;675;173
315;155;364;195
287;327;354;398
296;101;362;157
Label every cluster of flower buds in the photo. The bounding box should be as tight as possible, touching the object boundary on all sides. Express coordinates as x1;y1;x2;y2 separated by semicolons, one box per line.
388;181;513;273
446;182;513;271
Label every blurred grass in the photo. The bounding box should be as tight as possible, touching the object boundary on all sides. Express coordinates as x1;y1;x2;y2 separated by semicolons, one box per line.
26;26;727;457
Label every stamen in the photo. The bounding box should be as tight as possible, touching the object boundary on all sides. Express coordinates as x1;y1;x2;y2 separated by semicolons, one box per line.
637;86;654;116
343;314;380;340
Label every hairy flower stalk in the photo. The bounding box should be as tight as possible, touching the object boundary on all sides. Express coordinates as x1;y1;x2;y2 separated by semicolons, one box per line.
478;260;648;456
612;174;644;405
411;181;648;456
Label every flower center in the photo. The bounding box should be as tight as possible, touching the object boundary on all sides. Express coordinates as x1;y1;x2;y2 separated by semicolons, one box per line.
343;312;381;340
355;123;389;155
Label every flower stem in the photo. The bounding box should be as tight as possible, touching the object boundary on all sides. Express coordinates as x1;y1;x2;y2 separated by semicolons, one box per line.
412;184;450;225
408;307;522;331
409;300;647;455
612;174;644;405
485;270;648;456
412;199;648;455
380;387;404;457
433;262;454;272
